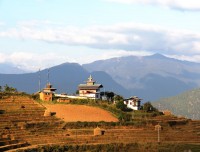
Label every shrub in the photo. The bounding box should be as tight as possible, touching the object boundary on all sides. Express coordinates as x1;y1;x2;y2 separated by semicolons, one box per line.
142;102;158;112
116;100;127;111
31;93;40;100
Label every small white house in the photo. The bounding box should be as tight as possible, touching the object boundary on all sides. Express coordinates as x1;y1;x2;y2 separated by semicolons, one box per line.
124;96;142;110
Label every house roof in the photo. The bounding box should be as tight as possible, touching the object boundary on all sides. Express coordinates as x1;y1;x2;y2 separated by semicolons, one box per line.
41;89;56;93
78;75;103;90
42;82;57;92
124;96;142;101
43;88;57;92
78;84;103;90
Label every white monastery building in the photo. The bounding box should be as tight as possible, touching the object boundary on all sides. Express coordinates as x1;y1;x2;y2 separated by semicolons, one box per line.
78;75;103;99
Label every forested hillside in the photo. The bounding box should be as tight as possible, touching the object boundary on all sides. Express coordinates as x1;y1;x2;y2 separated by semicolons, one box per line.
152;88;200;120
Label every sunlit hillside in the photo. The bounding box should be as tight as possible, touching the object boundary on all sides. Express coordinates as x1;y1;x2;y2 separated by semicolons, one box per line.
152;88;200;120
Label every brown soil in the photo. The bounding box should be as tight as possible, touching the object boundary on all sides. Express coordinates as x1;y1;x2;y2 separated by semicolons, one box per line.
44;104;118;122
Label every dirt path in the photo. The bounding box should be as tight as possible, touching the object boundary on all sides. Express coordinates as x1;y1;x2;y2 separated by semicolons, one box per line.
44;104;118;122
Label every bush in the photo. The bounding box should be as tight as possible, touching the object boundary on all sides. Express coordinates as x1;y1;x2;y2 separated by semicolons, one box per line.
142;102;158;112
116;100;126;110
31;93;40;100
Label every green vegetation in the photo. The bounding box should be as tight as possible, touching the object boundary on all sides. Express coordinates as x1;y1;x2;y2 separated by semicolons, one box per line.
31;93;40;100
62;119;159;129
141;101;158;112
0;85;32;99
152;88;200;120
115;99;129;111
116;100;129;111
62;121;117;129
100;91;115;102
16;143;200;152
0;84;18;94
3;84;17;93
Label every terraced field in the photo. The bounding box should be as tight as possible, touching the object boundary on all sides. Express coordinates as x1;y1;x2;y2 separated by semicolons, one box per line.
0;95;200;151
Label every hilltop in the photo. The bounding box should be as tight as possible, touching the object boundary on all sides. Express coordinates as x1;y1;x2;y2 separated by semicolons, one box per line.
152;88;200;120
0;93;200;151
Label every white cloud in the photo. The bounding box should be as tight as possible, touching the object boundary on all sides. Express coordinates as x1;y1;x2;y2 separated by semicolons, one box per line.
11;22;200;54
167;54;200;63
1;50;200;72
0;53;7;63
1;21;200;64
17;20;63;28
0;50;151;71
0;21;5;26
0;52;74;71
106;0;200;11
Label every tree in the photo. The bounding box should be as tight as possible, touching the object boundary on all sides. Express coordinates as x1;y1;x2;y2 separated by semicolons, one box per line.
100;91;115;102
114;95;124;102
106;92;115;101
116;100;127;111
142;102;157;112
4;84;10;92
4;84;17;93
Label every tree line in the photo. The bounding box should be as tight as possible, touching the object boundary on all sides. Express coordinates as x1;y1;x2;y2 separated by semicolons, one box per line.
0;84;17;93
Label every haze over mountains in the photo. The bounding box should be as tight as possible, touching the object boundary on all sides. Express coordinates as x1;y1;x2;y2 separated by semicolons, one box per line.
0;63;27;74
0;54;200;101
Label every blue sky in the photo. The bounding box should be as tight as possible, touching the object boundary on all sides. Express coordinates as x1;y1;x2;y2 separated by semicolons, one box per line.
0;0;200;71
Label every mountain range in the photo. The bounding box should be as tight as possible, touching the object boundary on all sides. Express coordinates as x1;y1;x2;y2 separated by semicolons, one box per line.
83;53;200;100
0;63;128;96
0;54;200;101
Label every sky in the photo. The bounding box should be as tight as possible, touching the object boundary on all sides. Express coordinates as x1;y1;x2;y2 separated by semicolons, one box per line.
1;0;200;71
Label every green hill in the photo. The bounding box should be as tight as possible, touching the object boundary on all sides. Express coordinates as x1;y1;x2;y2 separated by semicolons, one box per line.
152;88;200;120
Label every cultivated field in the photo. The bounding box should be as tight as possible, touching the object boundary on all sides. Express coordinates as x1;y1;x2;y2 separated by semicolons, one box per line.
44;104;118;122
1;95;200;151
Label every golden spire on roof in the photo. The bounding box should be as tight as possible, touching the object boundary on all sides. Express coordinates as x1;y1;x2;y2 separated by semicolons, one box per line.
88;75;93;81
46;82;52;88
87;75;95;85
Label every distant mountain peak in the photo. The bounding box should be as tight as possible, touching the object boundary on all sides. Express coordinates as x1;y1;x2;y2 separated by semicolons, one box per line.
147;53;167;59
0;63;28;74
